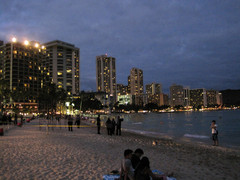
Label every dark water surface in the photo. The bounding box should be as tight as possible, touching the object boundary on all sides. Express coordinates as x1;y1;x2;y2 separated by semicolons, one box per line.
118;110;240;149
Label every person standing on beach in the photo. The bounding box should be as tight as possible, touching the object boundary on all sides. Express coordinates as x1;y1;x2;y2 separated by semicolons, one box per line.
116;116;123;136
106;118;112;135
75;115;81;128
68;115;73;131
119;149;134;180
112;118;116;135
97;115;101;134
211;120;219;146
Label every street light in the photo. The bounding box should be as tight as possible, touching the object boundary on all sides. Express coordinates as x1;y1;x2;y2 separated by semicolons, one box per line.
24;40;29;46
12;37;17;43
35;43;39;48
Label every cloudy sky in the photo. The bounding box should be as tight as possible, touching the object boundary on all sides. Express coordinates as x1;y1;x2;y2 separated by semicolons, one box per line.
1;0;240;93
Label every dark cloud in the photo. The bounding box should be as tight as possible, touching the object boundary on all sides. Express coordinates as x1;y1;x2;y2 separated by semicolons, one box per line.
1;0;240;92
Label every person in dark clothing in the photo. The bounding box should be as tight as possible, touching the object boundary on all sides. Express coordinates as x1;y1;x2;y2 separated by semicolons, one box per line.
131;148;144;169
68;115;73;131
7;114;12;124
97;115;101;134
112;118;116;135
116;116;123;136
106;118;112;135
75;115;81;128
134;157;168;180
14;114;18;125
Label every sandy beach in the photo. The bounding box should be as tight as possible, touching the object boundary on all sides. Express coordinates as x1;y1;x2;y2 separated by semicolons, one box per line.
0;118;240;180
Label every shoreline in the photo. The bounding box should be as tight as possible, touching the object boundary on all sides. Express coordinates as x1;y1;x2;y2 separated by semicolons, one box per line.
1;119;240;179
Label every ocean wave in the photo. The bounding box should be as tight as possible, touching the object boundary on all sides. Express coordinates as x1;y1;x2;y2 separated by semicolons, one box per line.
132;122;142;125
184;134;209;139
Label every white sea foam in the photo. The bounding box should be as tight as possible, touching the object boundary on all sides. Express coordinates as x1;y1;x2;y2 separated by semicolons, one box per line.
184;134;209;139
132;122;142;125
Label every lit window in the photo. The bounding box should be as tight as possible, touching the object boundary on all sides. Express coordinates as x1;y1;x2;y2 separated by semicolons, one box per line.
66;69;71;73
29;77;32;80
58;85;62;88
58;72;62;75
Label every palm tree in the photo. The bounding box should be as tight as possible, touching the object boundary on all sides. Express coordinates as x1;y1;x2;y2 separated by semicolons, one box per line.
38;82;68;117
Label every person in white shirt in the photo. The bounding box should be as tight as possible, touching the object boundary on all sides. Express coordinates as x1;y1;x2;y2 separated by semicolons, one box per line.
211;120;219;146
119;149;134;180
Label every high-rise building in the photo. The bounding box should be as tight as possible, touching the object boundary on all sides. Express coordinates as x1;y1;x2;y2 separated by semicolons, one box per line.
0;39;46;106
128;68;143;106
190;88;207;108
183;87;190;108
96;54;116;101
44;40;80;96
169;84;184;107
129;68;143;95
146;83;162;95
206;90;223;107
117;84;128;96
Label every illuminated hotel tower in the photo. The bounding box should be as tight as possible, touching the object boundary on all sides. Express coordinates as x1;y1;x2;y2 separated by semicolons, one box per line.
0;38;46;104
96;54;116;99
129;68;143;95
44;40;80;95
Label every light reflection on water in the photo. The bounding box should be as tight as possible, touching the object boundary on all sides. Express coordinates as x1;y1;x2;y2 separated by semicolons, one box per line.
117;110;240;148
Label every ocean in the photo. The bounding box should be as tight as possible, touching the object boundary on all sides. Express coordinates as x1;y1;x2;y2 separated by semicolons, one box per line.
116;110;240;149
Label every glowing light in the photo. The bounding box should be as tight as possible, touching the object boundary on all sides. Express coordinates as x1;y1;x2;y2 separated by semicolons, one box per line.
24;40;29;46
35;43;39;48
12;37;17;43
41;45;45;49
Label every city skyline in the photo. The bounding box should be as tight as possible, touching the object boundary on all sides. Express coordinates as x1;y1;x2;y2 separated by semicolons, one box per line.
1;0;240;93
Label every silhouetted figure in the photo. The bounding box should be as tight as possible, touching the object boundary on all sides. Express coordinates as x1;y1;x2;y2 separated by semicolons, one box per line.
116;116;123;136
106;118;112;135
112;118;116;135
68;115;73;131
7;114;12;125
97;115;101;134
75;115;81;128
131;148;144;169
14;114;18;125
135;157;168;180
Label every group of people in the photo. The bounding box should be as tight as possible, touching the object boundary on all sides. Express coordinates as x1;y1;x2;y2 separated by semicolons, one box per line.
67;115;81;131
0;113;24;125
96;115;124;135
119;148;171;180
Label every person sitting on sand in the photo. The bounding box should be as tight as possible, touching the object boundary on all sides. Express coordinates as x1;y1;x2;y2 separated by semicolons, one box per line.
134;156;169;180
119;149;134;180
131;148;144;169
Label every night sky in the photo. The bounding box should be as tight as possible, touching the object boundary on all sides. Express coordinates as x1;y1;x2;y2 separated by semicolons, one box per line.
1;0;240;93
